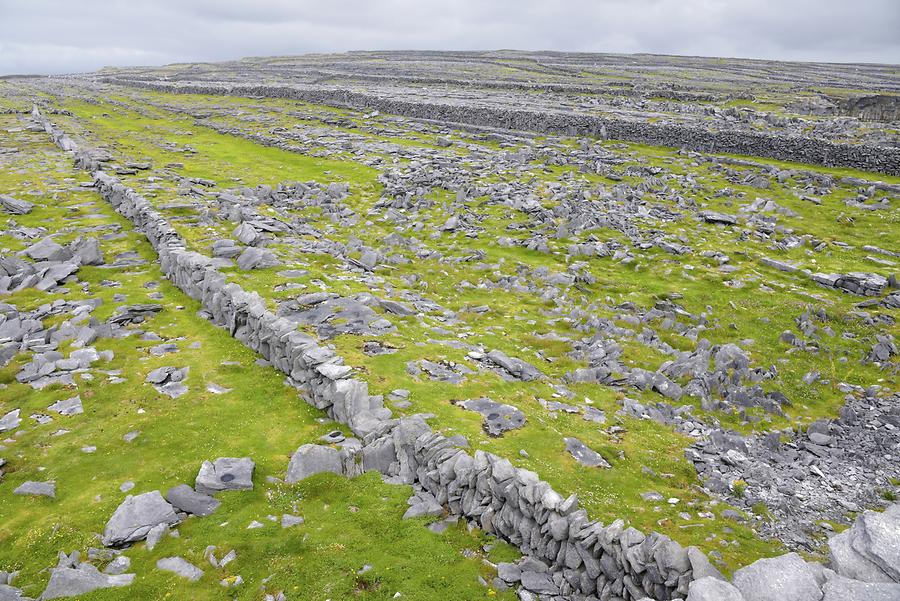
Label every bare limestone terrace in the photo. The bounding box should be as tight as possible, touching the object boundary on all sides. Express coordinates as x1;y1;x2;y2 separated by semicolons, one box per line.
0;50;897;601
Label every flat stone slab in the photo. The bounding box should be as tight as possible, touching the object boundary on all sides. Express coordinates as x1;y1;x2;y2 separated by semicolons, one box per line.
822;574;900;601
236;246;281;270
687;577;745;601
403;489;443;519
157;382;189;398
194;457;255;495
455;397;525;437
205;382;231;394
0;583;30;599
279;296;394;338
145;366;188;384
156;557;203;582
485;349;543;381
145;366;189;397
22;237;65;261
0;194;34;215
281;514;305;528
13;480;56;498
406;359;472;384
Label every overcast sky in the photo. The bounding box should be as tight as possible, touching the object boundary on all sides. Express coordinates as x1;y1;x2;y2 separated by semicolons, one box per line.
1;0;898;75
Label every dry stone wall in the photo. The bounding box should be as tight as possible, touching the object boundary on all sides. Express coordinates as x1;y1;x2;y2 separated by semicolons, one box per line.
284;68;725;101
31;103;900;601
105;79;900;176
32;106;710;600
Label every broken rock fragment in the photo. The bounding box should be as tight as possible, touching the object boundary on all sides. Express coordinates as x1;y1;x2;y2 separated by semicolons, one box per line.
563;437;611;468
236;246;281;270
165;484;221;517
0;194;34;215
485;349;543;381
145;366;189;398
22;237;66;262
0;409;21;433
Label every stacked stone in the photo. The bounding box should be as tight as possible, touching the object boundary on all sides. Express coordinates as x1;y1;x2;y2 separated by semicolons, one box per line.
91;171;701;600
36;106;704;600
93;177;387;439
811;272;891;297
74;147;111;172
31;104;77;151
107;79;900;176
94;174;183;250
405;435;702;600
144;233;714;600
299;67;723;101
48;102;900;601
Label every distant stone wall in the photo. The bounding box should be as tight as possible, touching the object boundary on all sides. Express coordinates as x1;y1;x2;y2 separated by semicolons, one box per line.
106;78;900;176
295;68;726;102
33;106;709;600
31;105;77;151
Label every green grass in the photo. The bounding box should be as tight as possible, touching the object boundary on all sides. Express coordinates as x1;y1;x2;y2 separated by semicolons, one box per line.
59;98;378;189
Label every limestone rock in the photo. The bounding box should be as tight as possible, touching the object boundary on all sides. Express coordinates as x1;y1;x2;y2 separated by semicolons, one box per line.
456;397;525;436
194;457;255;495
40;560;134;599
104;556;131;576
23;237;66;261
165;484;221;516
403;489;443;519
563;437;611;468
0;409;21;433
101;490;180;547
485;349;542;381
0;194;34;215
732;552;824;601
687;577;745;601
236;247;281;270
69;237;104;266
822;574;900;601
830;505;900;582
13;481;55;498
47;396;82;416
285;445;342;483
156;557;203;582
0;583;30;600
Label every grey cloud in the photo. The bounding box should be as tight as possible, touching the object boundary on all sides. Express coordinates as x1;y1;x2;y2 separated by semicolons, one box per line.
0;0;898;75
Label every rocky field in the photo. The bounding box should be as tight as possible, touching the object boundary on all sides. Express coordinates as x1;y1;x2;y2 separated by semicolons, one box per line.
0;51;898;600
